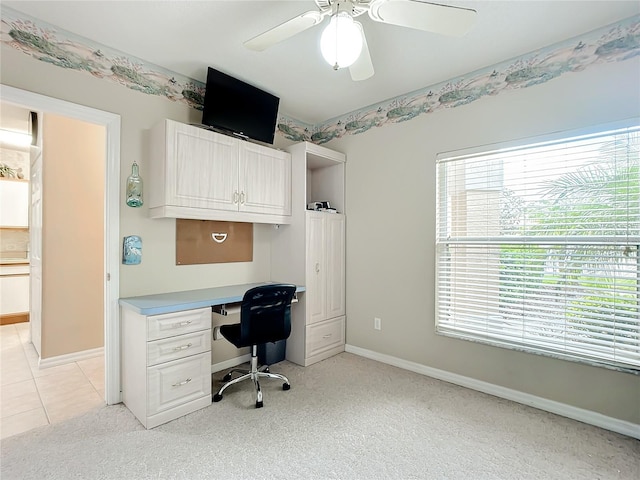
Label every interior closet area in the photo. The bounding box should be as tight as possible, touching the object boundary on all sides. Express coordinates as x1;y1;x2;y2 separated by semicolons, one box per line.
0;100;108;439
0;103;31;326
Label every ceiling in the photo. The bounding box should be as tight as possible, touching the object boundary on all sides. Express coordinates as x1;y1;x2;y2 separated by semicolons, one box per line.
3;1;639;124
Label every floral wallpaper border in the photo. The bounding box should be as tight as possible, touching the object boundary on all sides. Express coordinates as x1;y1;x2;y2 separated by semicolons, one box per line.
1;6;638;145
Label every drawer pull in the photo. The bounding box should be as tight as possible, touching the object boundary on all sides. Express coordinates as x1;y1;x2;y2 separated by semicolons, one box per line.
172;378;192;387
173;343;193;351
322;334;332;339
172;320;192;328
211;233;227;244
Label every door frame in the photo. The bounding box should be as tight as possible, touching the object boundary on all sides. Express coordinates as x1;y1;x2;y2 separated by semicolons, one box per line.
1;84;121;405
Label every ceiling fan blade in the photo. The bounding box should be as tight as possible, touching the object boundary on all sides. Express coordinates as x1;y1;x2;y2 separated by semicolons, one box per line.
368;0;477;37
244;10;327;51
350;23;374;81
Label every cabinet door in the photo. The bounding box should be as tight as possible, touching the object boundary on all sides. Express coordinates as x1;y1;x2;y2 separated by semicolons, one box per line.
168;122;238;211
325;214;346;319
306;212;327;324
239;142;291;216
0;179;29;227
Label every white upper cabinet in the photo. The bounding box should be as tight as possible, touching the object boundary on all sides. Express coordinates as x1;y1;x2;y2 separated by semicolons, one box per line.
239;141;291;216
149;119;291;224
171;121;238;212
0;179;29;227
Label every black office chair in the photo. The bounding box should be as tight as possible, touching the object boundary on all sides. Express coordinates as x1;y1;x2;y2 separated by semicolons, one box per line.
213;284;297;408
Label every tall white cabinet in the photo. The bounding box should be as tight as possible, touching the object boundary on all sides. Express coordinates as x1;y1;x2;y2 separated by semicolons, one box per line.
271;142;346;366
306;212;346;324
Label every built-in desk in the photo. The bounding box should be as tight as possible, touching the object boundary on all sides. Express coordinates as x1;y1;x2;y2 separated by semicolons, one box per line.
119;282;304;429
119;282;305;315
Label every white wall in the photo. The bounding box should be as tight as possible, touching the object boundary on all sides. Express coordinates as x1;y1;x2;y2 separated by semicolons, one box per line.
0;46;293;299
327;58;640;424
40;113;105;358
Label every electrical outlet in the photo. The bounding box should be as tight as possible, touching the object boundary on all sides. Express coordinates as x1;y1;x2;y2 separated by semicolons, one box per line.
374;317;381;330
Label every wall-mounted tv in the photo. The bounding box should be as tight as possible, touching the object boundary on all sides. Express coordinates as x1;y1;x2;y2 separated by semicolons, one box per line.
201;67;280;145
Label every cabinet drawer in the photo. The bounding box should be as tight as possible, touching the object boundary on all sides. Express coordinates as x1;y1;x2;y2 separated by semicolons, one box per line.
147;308;211;341
306;316;345;358
147;329;211;367
147;352;211;416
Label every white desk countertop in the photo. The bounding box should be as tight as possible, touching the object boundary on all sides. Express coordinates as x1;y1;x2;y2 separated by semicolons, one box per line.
119;282;305;316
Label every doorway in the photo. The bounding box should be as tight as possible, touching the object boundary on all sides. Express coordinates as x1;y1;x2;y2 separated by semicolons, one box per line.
1;85;121;405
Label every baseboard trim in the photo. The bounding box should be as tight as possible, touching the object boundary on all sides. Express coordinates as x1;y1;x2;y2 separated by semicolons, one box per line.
345;344;640;440
38;347;104;369
210;354;251;374
0;312;29;325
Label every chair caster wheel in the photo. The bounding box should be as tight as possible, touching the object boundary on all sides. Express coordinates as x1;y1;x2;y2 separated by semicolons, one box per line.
256;401;263;408
213;393;223;402
223;373;232;382
282;383;291;391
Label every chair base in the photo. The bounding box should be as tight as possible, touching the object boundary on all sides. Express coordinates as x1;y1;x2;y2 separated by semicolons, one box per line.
212;345;290;408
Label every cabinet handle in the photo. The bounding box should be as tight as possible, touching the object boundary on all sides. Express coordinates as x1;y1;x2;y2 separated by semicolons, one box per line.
172;320;192;328
240;191;246;204
315;263;320;273
323;334;332;339
233;191;239;204
211;233;227;243
173;343;193;351
172;378;192;387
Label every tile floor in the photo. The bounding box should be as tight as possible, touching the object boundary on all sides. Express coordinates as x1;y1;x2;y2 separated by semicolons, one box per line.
0;322;105;439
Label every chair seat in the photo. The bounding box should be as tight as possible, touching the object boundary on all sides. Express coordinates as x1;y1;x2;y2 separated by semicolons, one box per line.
219;324;243;349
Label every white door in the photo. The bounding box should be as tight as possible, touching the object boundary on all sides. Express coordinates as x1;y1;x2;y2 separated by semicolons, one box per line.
29;144;42;355
326;214;346;319
306;212;327;325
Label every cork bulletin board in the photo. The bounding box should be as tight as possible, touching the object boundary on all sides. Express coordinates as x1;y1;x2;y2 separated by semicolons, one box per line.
176;219;253;265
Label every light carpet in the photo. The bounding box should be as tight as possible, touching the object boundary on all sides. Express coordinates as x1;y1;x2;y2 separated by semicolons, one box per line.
1;353;638;479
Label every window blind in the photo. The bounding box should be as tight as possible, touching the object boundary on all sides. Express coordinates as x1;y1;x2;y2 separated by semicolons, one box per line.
435;124;640;371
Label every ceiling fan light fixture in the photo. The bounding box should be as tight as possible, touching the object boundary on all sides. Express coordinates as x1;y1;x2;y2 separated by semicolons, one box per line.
320;11;363;70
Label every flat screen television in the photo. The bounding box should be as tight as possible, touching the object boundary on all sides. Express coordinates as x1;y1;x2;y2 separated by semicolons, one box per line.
201;67;280;145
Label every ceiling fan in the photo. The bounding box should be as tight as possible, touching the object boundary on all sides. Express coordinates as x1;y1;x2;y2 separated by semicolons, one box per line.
244;0;477;81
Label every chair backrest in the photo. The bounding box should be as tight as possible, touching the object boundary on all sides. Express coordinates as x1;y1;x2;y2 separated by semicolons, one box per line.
239;284;297;346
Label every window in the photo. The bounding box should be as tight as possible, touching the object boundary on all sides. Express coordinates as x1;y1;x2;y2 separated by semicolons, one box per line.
435;123;640;372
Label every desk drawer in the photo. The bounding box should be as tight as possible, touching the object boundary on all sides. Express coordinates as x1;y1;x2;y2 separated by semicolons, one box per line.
147;329;211;367
147;308;211;341
306;316;345;358
147;352;211;416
